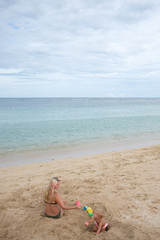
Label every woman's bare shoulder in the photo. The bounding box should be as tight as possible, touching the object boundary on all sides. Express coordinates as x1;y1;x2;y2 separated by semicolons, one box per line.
54;191;61;198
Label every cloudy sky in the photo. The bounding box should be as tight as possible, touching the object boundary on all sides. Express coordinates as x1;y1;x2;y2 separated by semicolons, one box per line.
0;0;160;97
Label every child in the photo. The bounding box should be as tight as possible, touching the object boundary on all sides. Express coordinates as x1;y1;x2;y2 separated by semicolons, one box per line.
85;210;109;235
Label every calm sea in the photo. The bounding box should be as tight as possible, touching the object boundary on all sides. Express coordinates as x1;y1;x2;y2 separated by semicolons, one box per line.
0;98;160;166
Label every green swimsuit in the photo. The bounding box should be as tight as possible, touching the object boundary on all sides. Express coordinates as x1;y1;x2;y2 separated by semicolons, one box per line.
45;210;61;219
44;201;61;219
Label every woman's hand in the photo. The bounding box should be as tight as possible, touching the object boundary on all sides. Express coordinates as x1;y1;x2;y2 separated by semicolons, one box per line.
76;204;82;209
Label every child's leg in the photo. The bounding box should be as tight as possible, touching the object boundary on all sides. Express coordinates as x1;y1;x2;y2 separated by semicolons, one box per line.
100;224;110;233
92;225;98;232
87;223;95;232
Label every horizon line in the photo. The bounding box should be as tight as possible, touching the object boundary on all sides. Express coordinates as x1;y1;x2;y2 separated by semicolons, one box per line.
0;97;160;99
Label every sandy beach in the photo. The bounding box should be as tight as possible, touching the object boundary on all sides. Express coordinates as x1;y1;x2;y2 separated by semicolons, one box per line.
0;144;160;240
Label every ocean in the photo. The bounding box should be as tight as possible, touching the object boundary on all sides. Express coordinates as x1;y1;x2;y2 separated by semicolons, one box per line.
0;98;160;166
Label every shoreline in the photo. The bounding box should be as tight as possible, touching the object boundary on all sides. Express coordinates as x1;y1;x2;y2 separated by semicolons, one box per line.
1;138;160;167
0;144;160;240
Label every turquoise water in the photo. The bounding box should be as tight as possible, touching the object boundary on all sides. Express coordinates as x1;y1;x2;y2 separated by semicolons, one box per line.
0;98;160;161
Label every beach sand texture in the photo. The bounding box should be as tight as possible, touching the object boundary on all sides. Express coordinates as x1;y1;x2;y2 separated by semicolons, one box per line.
0;145;160;240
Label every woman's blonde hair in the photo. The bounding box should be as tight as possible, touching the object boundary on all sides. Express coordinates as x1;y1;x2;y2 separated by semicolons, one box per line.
44;177;60;203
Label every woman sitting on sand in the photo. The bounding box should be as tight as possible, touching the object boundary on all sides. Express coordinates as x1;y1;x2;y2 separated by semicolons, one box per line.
44;177;81;219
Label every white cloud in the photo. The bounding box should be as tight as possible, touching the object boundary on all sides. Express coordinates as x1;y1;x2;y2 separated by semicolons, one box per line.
0;68;23;74
0;0;160;97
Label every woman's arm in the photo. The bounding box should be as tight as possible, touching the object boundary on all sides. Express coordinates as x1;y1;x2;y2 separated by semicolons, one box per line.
54;192;80;210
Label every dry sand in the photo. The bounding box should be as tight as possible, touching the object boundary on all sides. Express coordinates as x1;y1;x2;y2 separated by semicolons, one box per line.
0;145;160;240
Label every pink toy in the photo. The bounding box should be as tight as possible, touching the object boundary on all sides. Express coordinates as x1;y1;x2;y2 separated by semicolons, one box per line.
76;200;81;206
85;221;89;226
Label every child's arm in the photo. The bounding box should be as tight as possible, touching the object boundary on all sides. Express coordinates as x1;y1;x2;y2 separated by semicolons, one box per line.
94;219;103;235
88;218;95;224
85;217;95;225
88;218;95;223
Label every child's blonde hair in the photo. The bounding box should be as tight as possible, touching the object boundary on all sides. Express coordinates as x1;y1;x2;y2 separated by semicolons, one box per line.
44;177;60;202
94;210;104;219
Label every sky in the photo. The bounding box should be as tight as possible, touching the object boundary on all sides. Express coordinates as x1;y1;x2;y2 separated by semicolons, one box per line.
0;0;160;97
